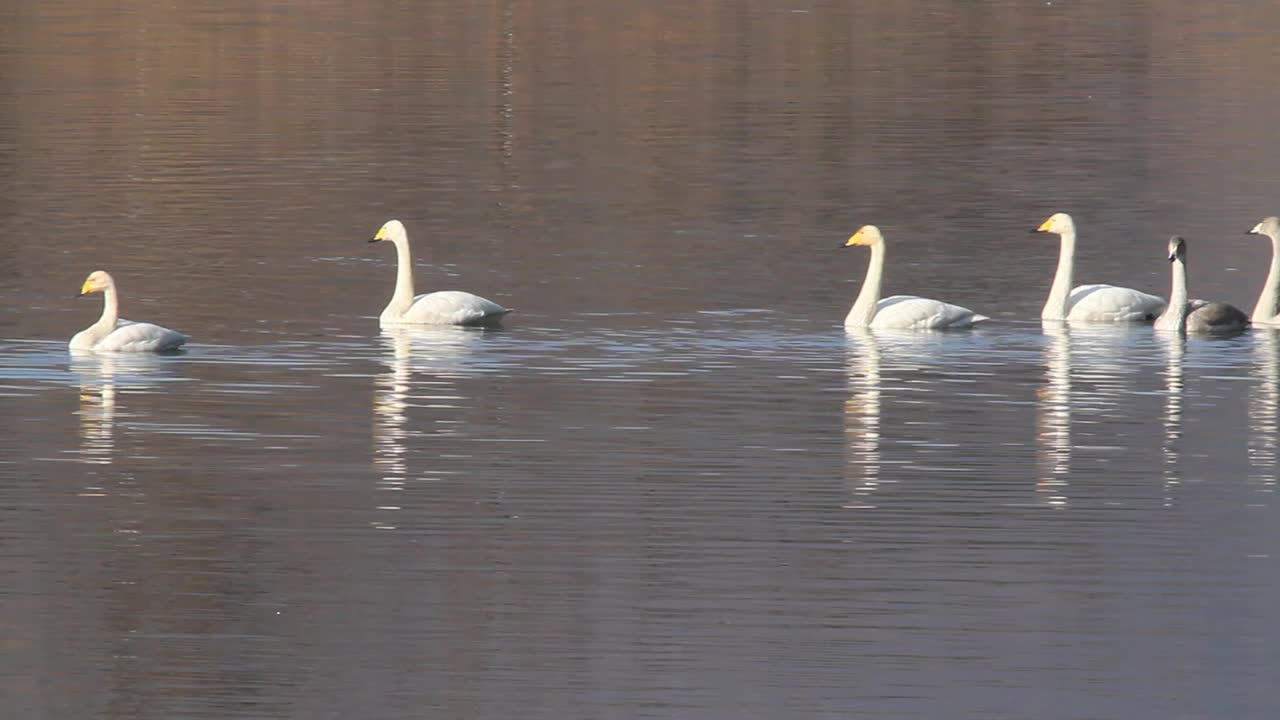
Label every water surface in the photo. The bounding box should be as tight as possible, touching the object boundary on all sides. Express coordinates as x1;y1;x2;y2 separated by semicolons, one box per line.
4;2;1280;718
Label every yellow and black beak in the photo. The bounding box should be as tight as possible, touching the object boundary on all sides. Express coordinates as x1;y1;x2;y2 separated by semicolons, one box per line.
838;229;865;249
1030;218;1052;234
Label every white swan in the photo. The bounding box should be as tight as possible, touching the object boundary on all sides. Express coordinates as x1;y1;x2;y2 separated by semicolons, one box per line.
1031;213;1166;322
69;271;187;353
1245;216;1280;326
369;219;511;327
1154;236;1248;334
840;225;988;329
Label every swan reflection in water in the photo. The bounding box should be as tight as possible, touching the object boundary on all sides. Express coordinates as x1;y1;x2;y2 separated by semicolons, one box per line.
1035;322;1148;508
70;351;174;472
1249;329;1280;494
843;329;883;509
1036;323;1072;507
373;326;495;530
1156;332;1185;506
842;329;962;509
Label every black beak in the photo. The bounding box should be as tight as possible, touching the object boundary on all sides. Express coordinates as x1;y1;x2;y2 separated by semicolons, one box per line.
835;242;851;249
368;237;381;244
1028;228;1042;234
74;291;86;298
1168;254;1177;263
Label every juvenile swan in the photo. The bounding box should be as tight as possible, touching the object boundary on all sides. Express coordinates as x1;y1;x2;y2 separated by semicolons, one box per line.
1155;236;1248;334
69;271;187;353
840;225;988;329
369;219;510;327
1245;217;1280;326
1031;213;1166;322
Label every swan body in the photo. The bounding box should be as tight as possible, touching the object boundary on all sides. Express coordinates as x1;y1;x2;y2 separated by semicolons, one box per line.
1032;213;1166;322
69;271;186;353
1155;236;1248;334
369;219;510;327
1246;216;1280;326
840;225;988;330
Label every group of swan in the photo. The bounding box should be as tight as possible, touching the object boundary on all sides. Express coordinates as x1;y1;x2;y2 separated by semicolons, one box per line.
69;214;1280;353
70;219;511;353
841;212;1280;332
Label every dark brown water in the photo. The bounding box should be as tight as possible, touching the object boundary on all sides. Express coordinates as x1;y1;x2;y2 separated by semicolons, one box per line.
4;2;1280;718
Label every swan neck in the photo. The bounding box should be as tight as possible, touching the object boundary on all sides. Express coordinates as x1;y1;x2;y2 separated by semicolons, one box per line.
1042;229;1076;321
845;242;884;327
1254;231;1280;323
1156;260;1188;331
97;284;119;332
387;237;417;316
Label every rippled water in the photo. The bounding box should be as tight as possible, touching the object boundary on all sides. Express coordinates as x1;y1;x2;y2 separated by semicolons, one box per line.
5;1;1280;718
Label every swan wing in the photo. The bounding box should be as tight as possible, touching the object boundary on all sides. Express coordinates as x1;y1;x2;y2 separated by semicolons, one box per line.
1066;284;1166;322
96;319;187;353
869;295;989;330
397;291;510;326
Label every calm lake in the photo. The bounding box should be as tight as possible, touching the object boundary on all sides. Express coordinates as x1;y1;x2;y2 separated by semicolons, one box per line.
3;1;1280;718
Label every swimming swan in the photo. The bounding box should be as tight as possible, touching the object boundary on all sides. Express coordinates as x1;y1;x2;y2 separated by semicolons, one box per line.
369;219;510;327
1245;216;1280;326
69;271;187;353
1154;236;1248;334
840;225;988;329
1031;213;1166;322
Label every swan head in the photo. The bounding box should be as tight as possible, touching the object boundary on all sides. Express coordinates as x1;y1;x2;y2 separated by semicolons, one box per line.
76;270;114;297
369;219;408;245
1032;212;1075;236
1168;235;1187;264
842;225;885;248
1248;216;1280;238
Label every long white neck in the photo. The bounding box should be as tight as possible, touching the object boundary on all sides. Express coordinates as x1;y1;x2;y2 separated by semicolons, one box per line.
1155;259;1188;332
844;242;884;328
71;284;121;350
1042;227;1076;321
1253;230;1280;324
96;284;120;333
384;237;418;319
